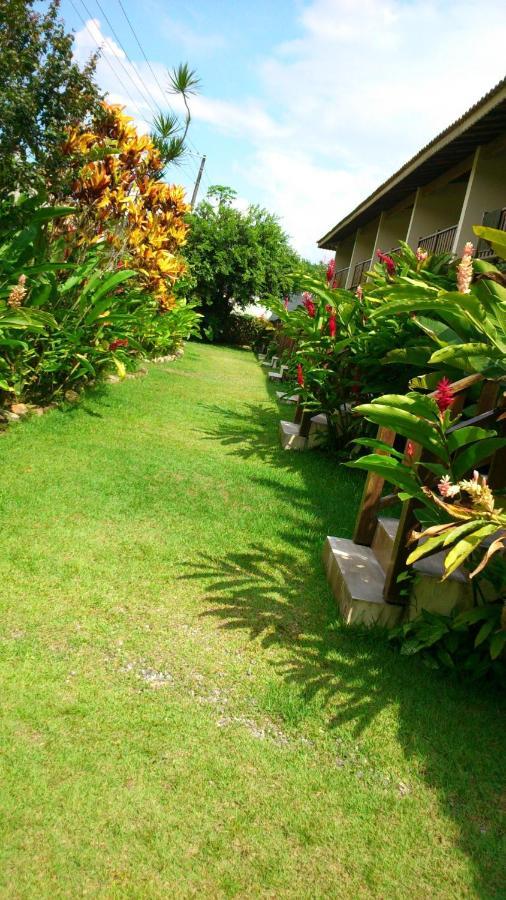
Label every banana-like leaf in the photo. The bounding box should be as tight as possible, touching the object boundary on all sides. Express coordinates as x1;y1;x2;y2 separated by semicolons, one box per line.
452;436;506;481
447;425;493;453
406;531;454;565
443;523;498;578
354;402;446;457
346;453;424;496
473;225;506;260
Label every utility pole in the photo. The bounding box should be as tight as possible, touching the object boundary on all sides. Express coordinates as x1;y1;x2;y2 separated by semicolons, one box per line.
190;155;206;209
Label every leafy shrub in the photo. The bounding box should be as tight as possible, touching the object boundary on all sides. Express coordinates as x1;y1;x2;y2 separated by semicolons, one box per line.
390;595;506;683
219;312;274;347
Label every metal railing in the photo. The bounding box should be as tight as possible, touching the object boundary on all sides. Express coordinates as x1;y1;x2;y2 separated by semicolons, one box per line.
351;258;372;289
476;208;506;259
418;225;457;255
334;266;349;288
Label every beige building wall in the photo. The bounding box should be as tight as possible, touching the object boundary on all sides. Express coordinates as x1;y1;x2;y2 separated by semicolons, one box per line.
333;232;355;285
405;180;469;249
371;204;414;260
454;143;506;250
345;217;380;288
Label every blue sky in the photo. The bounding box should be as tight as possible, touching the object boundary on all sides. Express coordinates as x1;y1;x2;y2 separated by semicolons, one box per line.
61;0;506;260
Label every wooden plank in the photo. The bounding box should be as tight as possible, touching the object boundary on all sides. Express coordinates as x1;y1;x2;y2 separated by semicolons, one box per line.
353;426;395;546
488;391;506;489
476;380;499;415
383;498;418;604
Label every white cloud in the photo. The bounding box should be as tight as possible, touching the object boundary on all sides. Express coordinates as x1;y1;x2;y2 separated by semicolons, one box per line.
72;3;506;259
160;16;226;53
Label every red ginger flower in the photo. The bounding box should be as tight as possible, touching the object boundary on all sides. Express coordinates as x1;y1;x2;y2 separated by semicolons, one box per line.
326;258;336;285
327;307;336;338
434;377;453;413
283;295;289;310
109;338;129;351
302;291;315;317
297;363;304;387
376;249;396;276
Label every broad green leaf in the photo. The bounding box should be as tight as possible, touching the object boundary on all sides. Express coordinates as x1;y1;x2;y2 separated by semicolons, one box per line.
443;524;498;578
447;426;493;453
474;618;496;647
489;631;506;660
473;225;506;260
91;269;136;304
354;402;446;458
351;437;405;460
369;391;439;421
346;453;423;496
452;437;506;481
406;531;450;565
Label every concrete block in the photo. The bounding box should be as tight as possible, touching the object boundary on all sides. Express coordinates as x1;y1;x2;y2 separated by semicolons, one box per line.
276;391;298;403
322;537;404;627
279;420;307;450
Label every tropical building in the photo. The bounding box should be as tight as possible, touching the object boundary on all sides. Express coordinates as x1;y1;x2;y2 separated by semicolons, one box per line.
318;77;506;289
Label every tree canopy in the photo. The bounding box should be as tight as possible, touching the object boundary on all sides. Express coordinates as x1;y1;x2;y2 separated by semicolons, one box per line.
183;185;302;340
0;0;102;197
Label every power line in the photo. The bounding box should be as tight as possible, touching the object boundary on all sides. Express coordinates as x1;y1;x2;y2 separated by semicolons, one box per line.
69;0;151;126
72;0;206;189
84;0;159;119
114;0;203;160
116;0;167;104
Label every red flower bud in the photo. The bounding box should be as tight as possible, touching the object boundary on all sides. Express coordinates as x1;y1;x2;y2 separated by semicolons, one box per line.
376;249;396;276
434;377;453;413
297;363;304;387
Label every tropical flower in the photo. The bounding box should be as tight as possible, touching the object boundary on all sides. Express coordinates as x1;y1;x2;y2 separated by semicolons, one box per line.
434;377;454;413
283;295;289;310
7;274;27;308
326;258;336;285
438;475;459;498
302;292;316;317
326;305;336;337
109;338;129;351
456;241;474;294
297;363;304;387
416;247;428;262
376;249;395;276
355;285;363;301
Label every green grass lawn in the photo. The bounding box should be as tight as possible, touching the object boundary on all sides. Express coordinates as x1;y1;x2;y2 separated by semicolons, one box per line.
0;343;505;898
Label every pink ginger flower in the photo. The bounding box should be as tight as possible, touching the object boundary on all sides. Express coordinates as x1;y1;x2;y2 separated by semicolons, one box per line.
376;249;396;276
283;295;289;310
355;285;363;301
456;241;474;294
406;440;415;459
438;475;459;498
434;377;454;413
329;313;336;338
297;363;304;387
416;247;428;262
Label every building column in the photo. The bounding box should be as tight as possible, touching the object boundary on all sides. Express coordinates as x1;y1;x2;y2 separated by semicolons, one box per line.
453;144;506;252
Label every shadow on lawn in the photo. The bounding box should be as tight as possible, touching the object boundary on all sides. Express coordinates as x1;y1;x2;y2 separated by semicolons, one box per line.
188;538;506;897
193;382;506;897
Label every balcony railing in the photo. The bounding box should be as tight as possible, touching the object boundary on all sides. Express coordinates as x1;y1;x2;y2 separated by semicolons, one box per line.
334;266;349;288
351;258;372;289
476;208;506;259
418;225;457;255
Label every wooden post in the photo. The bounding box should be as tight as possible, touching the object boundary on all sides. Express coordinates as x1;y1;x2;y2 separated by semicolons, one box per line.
353;426;395;546
383;499;418;603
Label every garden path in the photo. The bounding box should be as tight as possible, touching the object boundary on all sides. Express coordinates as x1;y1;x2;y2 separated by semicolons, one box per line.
0;343;505;897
